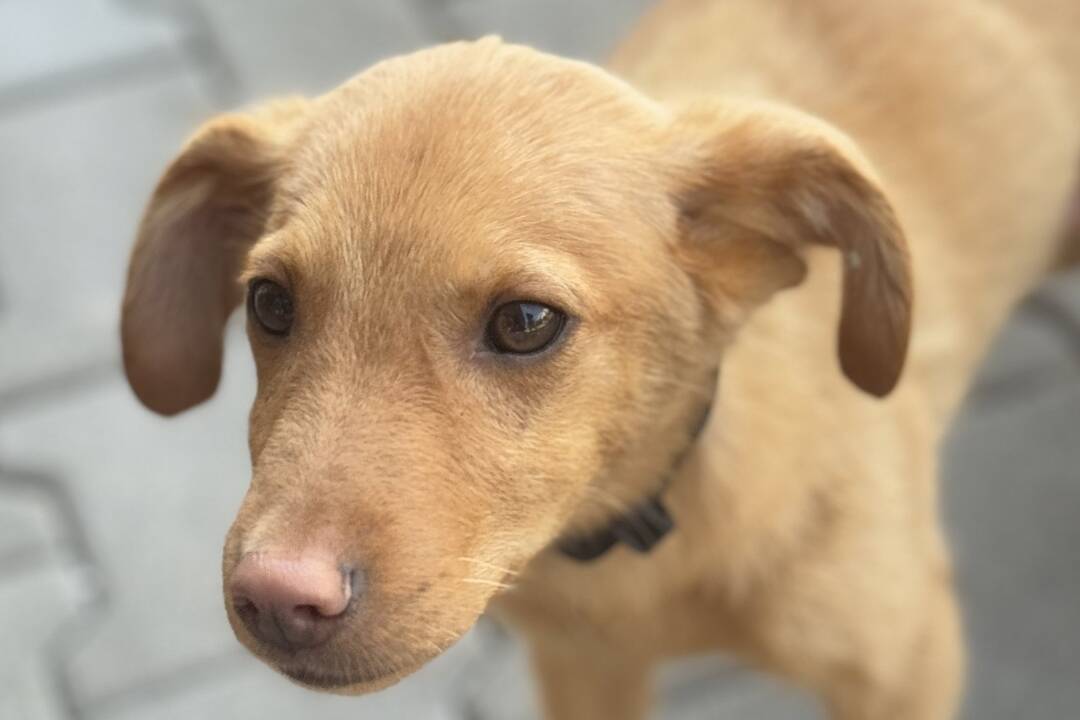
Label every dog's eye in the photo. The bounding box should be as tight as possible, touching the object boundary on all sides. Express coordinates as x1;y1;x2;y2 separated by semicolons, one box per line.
487;301;565;354
248;279;294;336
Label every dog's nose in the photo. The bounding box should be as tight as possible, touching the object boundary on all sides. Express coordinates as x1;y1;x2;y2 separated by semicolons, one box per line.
230;553;359;651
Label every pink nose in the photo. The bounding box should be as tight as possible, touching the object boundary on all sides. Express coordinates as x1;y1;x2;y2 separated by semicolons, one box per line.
230;552;359;651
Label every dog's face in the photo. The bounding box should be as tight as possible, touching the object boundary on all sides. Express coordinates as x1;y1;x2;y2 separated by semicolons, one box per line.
120;40;910;692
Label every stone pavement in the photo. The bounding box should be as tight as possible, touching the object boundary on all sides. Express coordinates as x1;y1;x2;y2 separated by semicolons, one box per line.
1;1;1077;718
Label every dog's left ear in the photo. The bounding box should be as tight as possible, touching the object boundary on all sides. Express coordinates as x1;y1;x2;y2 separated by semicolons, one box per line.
122;98;307;415
669;102;913;397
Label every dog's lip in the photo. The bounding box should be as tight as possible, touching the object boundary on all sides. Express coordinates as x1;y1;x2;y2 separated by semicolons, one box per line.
275;648;425;691
279;663;389;690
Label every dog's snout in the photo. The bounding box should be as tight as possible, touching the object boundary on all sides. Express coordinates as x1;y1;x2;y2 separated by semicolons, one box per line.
230;552;360;652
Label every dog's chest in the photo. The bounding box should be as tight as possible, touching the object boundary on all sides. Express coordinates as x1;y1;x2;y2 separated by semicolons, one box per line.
490;552;739;655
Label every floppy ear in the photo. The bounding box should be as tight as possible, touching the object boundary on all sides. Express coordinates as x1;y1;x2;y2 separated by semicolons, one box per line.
670;101;913;397
121;99;306;415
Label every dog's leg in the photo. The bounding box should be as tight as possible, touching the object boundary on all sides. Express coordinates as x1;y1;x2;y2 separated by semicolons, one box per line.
819;580;964;720
528;639;653;720
746;528;964;720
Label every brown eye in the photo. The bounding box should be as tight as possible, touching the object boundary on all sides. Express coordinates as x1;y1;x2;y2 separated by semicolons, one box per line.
248;279;294;336
487;301;565;354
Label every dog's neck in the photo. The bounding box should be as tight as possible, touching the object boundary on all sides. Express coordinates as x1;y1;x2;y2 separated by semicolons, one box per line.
556;371;718;563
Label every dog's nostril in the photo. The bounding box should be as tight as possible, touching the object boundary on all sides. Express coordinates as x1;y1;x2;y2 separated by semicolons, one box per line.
229;553;361;651
294;604;321;621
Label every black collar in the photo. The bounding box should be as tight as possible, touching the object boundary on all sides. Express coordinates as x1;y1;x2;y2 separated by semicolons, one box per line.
557;372;717;563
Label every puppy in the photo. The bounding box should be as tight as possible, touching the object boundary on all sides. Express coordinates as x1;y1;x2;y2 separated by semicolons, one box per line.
120;1;1080;718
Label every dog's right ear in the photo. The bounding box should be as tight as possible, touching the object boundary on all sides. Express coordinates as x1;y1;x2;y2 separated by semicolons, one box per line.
667;100;912;397
121;99;306;416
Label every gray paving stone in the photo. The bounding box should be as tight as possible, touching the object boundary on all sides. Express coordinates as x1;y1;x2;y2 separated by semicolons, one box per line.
0;68;214;395
972;273;1080;394
444;0;654;60
944;383;1080;719
0;561;91;720
447;621;537;719
1;324;256;705
185;0;430;99
0;662;66;720
0;0;182;93
0;491;55;566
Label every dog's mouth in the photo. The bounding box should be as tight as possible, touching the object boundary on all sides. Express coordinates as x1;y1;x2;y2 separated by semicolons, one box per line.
278;660;409;692
269;639;436;693
280;664;377;689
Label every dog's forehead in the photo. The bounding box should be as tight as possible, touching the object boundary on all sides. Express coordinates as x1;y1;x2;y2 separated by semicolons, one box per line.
266;41;673;299
300;41;663;213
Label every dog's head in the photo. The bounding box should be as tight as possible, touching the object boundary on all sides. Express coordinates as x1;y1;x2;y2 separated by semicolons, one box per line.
121;39;910;692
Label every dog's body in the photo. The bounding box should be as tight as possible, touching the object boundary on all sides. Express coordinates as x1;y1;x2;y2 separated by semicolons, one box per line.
496;3;1080;717
120;1;1079;718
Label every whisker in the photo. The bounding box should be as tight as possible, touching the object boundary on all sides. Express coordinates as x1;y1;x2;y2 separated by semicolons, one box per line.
462;577;516;591
457;556;519;577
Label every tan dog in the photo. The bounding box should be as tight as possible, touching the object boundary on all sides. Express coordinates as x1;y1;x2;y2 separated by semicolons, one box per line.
120;1;1080;718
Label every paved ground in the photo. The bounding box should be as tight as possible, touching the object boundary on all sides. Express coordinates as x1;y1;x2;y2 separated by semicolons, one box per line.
1;1;1078;718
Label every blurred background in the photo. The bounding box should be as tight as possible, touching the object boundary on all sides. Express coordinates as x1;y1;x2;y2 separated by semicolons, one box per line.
1;1;1078;718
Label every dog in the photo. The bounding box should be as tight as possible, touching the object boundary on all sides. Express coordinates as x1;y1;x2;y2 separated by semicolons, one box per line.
119;1;1080;717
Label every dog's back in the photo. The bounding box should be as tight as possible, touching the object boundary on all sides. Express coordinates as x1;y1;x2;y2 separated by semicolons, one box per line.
612;0;1080;421
994;0;1080;269
993;0;1080;111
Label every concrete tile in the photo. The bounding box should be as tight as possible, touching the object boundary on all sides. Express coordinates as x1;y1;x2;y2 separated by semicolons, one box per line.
0;491;55;564
1045;268;1080;309
944;384;1080;719
974;308;1075;390
0;561;92;720
0;324;255;704
450;621;537;719
973;274;1080;394
188;0;430;99
0;69;214;393
444;0;654;60
0;661;67;720
0;0;181;92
